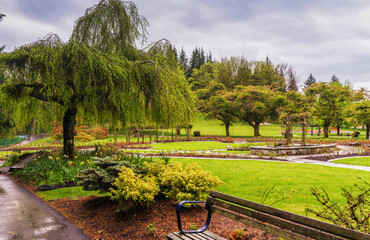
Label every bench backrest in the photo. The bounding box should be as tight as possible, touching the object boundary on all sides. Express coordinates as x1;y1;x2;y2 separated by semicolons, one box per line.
207;191;370;240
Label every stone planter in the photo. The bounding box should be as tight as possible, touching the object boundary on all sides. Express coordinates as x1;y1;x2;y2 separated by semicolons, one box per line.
250;144;335;156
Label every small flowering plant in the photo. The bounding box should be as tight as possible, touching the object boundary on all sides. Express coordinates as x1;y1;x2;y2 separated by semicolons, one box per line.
13;152;96;186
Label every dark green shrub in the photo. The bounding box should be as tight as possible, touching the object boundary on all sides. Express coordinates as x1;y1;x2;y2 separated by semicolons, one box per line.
76;157;146;192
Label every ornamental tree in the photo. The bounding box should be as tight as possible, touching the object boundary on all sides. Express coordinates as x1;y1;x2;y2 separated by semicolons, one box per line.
305;82;352;138
279;91;311;145
225;85;283;137
0;0;194;158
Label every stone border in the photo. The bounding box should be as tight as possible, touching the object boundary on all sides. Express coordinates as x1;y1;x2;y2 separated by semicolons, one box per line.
250;144;336;156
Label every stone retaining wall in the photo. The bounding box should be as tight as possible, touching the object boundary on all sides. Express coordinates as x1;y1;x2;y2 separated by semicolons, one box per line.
250;144;335;156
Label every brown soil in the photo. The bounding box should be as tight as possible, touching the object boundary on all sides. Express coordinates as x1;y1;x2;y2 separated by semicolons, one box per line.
48;196;278;240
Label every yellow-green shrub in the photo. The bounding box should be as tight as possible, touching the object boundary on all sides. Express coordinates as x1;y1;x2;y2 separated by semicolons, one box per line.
91;127;107;139
110;166;159;208
145;160;223;202
74;132;93;142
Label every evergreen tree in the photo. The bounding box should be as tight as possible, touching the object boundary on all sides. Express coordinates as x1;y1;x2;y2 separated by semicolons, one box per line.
206;51;213;63
173;46;178;62
187;46;207;78
178;47;188;73
199;47;205;66
287;70;299;92
0;14;5;52
304;73;316;90
331;74;339;83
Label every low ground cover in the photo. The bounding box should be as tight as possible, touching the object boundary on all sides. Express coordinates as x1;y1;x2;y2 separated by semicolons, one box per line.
37;186;110;201
331;156;370;167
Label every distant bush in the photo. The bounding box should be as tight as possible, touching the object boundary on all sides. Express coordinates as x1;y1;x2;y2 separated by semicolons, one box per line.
75;132;93;142
110;166;159;208
0;137;25;147
91;127;108;139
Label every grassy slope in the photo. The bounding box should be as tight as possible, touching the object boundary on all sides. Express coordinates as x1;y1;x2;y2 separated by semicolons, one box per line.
169;158;370;216
331;156;370;167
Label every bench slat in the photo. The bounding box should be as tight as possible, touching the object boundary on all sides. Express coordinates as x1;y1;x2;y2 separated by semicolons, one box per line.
201;231;226;240
212;207;312;240
210;198;344;240
210;191;368;240
167;233;186;240
188;232;208;240
167;231;225;240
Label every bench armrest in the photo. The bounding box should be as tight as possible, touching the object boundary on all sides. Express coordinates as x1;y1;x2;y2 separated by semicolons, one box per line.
176;200;212;234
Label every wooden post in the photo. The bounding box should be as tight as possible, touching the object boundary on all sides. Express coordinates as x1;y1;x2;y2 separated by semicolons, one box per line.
149;126;152;144
142;127;145;144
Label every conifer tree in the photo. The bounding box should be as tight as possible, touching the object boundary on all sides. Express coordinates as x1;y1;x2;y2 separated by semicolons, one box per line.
179;47;188;73
331;74;339;83
304;73;316;90
0;14;5;52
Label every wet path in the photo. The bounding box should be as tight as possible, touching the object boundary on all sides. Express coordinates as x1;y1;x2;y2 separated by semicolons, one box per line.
0;174;90;240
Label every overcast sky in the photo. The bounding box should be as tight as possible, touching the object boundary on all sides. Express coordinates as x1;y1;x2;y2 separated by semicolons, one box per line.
1;0;369;90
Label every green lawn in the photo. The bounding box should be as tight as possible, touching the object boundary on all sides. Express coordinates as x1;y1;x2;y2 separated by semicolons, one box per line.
169;158;370;216
37;186;110;201
151;141;235;151
331;156;370;167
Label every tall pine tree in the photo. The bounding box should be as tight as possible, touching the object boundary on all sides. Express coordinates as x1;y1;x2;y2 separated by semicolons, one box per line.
331;74;339;83
304;73;316;90
178;47;188;73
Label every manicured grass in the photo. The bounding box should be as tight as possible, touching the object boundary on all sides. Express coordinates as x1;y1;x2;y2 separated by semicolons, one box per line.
151;141;236;151
191;115;283;137
36;186;110;201
331;156;370;167
169;158;370;216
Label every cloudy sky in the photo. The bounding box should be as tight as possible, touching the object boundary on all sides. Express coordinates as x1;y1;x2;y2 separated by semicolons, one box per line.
1;0;369;90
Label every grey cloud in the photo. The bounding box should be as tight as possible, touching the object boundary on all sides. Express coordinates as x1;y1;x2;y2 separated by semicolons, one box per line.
16;0;82;22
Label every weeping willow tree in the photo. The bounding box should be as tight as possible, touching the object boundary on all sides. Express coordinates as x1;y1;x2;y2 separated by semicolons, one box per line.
0;0;195;158
71;0;148;60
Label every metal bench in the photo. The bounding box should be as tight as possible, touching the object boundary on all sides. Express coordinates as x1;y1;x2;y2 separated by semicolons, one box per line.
167;191;370;240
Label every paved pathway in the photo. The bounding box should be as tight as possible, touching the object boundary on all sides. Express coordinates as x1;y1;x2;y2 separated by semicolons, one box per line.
0;174;90;240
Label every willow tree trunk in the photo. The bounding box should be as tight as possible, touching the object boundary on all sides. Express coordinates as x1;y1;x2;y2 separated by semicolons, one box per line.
367;124;369;139
63;107;77;159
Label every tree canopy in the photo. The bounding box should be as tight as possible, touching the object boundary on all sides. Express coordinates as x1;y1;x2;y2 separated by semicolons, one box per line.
0;0;194;158
71;0;148;59
225;85;283;137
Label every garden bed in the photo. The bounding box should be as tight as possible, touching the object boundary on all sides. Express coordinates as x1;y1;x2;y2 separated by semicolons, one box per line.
49;196;278;240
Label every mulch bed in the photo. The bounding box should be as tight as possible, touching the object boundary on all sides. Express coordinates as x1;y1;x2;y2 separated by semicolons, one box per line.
49;196;278;240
